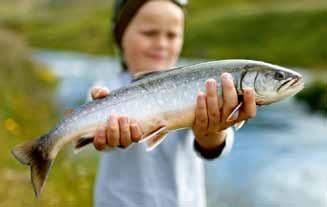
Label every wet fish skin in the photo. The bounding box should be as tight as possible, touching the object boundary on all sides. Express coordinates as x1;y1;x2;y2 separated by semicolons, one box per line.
11;59;304;198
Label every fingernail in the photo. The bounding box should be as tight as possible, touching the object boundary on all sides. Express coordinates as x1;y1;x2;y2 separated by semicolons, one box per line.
99;126;106;138
95;91;101;97
243;87;252;95
198;91;205;97
109;113;117;120
206;79;216;87
222;73;233;80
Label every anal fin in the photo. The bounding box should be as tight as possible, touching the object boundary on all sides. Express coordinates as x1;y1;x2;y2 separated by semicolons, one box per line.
73;136;94;154
146;132;168;151
140;126;169;151
234;120;247;131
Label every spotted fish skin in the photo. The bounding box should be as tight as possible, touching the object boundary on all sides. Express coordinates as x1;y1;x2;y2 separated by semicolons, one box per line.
11;59;304;198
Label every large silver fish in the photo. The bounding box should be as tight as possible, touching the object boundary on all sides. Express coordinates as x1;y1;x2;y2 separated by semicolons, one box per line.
12;59;304;197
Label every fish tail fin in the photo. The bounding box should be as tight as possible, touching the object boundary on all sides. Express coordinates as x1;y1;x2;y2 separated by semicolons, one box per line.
30;156;53;198
11;135;53;198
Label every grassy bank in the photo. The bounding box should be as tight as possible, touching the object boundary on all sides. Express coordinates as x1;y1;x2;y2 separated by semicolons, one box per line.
0;0;327;68
0;29;98;206
295;80;327;116
184;9;327;68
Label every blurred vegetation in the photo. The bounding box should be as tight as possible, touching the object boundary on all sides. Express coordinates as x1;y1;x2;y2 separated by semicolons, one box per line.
0;0;112;55
185;0;327;69
185;9;327;68
0;28;98;206
0;0;326;68
0;29;58;139
296;80;327;116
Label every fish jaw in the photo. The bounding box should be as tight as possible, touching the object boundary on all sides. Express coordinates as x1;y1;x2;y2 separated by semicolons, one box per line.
256;76;304;105
239;63;304;105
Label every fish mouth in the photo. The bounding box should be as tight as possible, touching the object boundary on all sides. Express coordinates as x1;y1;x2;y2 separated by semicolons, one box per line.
290;76;304;90
278;76;304;92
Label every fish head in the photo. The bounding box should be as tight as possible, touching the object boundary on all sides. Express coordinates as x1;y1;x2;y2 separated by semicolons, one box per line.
241;62;304;105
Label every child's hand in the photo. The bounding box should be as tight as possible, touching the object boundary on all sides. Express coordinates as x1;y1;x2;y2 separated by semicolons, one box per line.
192;73;257;151
91;86;110;100
90;86;143;150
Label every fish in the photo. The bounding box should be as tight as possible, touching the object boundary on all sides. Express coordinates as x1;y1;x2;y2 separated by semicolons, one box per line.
11;59;304;197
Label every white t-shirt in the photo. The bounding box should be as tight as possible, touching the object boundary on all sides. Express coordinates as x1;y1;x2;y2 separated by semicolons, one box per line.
93;72;234;207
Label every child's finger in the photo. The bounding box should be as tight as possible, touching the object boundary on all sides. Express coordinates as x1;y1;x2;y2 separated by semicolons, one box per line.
91;87;110;100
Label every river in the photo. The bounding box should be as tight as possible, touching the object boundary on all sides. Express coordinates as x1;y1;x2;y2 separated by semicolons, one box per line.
34;50;327;207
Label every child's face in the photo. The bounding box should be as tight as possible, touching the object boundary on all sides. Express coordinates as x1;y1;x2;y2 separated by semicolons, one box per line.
121;0;184;74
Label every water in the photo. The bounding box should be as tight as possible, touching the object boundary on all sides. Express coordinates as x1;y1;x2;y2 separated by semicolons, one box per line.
34;50;327;207
206;101;327;207
34;50;121;108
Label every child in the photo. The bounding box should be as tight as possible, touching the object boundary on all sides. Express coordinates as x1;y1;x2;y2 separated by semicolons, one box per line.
90;0;256;206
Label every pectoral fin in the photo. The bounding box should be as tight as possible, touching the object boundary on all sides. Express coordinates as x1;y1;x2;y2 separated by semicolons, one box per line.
227;102;243;122
234;120;247;131
226;102;249;130
140;126;169;151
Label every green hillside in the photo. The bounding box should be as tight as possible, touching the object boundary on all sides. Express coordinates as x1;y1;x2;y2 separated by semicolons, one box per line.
1;0;326;68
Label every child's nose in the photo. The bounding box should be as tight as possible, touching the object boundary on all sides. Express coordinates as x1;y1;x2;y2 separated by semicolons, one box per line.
155;35;169;49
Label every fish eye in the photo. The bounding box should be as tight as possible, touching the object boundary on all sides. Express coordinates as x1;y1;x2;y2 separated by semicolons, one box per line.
274;71;285;81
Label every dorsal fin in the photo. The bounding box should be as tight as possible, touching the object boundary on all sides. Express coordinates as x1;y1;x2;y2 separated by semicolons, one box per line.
132;70;165;82
131;64;188;82
64;108;74;117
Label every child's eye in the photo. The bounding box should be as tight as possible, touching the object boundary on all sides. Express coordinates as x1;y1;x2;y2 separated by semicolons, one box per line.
141;30;157;37
167;32;178;40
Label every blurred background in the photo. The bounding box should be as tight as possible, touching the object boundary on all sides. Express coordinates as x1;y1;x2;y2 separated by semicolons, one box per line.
0;0;326;206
